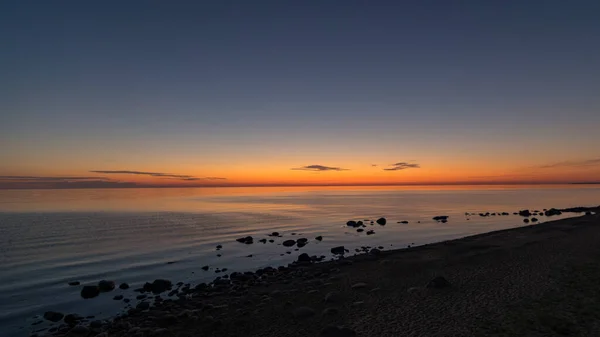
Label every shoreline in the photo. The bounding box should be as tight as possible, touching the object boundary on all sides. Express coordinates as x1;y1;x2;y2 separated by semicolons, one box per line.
40;206;600;336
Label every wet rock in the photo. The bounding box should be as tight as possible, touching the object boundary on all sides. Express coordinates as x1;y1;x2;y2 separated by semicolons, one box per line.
70;325;89;335
236;236;254;244
586;211;593;216
81;286;100;299
119;283;129;290
315;236;323;241
376;217;386;225
297;253;311;263
346;221;358;227
399;221;409;224
136;302;150;310
136;294;147;300
433;216;449;222
426;276;451;289
98;280;115;292
518;210;532;217
351;283;367;289
545;208;562;216
150;279;172;294
330;246;345;255
531;217;539;222
43;311;64;322
68;281;80;286
201;265;209;271
259;238;267;243
297;238;308;244
63;313;83;325
369;248;381;255
523;218;530;223
269;232;280;237
216;244;222;249
366;230;375;235
113;295;124;300
356;228;364;233
283;240;296;247
269;239;275;243
293;306;316;318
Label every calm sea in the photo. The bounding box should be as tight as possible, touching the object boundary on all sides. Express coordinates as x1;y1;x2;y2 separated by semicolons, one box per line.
0;185;599;336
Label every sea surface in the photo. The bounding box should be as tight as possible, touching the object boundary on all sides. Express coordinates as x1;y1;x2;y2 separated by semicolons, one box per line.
0;185;599;336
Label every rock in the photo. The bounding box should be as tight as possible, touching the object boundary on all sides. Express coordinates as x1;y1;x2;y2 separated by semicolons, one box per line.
297;238;308;244
531;217;539;222
426;276;451;289
259;238;267;243
346;221;358;227
586;211;593;216
544;208;562;216
136;294;147;300
325;292;341;303
356;228;364;232
320;325;357;337
433;216;449;222
330;246;345;255
518;210;532;217
293;307;316;318
322;307;339;316
400;221;409;224
369;248;381;255
236;236;253;244
81;286;100;299
150;279;172;294
43;311;64;322
315;236;323;241
376;217;386;225
70;325;89;335
366;230;375;235
201;265;209;271
90;320;103;329
351;283;367;289
68;281;80;286
269;232;280;237
297;253;311;263
113;295;123;300
136;302;150;310
119;283;129;290
63;313;84;325
216;244;222;249
269;239;275;243
283;240;296;247
523;218;530;223
98;280;115;292
297;241;307;248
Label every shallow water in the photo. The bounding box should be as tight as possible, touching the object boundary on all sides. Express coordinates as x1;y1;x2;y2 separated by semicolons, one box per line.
0;185;598;336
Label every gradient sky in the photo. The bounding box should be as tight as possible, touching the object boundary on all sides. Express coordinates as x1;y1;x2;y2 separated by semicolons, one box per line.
1;1;600;188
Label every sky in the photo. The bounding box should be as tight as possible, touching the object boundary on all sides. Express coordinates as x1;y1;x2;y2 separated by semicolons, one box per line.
1;0;600;189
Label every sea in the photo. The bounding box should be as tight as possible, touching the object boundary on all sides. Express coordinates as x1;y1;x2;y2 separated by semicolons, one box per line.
0;185;599;337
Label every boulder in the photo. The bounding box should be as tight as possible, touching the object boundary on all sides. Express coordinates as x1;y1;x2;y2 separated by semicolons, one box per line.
330;246;345;255
150;279;172;294
315;236;323;241
63;313;83;325
201;265;209;271
531;217;539;222
523;218;530;223
81;286;100;299
297;253;311;263
346;221;358;227
98;280;115;292
545;208;562;216
376;217;386;225
366;230;375;235
236;236;253;244
119;283;129;290
283;240;296;247
518;210;532;217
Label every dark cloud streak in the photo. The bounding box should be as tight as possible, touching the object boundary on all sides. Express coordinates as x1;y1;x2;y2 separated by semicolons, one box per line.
539;158;600;169
291;165;349;172
383;162;421;171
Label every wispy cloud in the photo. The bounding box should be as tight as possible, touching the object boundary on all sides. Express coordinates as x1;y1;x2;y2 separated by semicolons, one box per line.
291;165;349;172
539;158;600;169
89;170;226;181
371;164;378;167
0;176;110;182
383;162;421;171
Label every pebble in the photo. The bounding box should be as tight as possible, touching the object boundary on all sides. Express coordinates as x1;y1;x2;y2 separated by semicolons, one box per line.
293;307;316;318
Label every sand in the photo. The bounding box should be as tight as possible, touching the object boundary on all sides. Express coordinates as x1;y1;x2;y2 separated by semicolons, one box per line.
44;209;600;337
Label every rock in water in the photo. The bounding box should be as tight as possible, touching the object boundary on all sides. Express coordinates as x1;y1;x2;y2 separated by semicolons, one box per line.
544;208;562;216
346;220;357;227
81;286;100;299
315;236;323;241
330;246;345;255
523;218;530;223
297;253;311;262
136;302;150;310
113;295;123;300
43;311;64;322
369;248;381;255
531;217;539;222
235;236;254;244
376;217;386;225
293;307;316;318
201;265;209;271
68;281;80;286
518;210;532;217
119;283;129;290
366;230;375;235
283;240;296;247
426;276;451;289
151;279;172;294
98;280;115;292
432;215;449;222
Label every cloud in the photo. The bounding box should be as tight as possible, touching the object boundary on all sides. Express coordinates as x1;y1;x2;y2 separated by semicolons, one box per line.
371;164;378;167
383;162;421;171
539;158;600;169
291;165;349;172
89;170;195;179
0;176;110;182
181;177;227;181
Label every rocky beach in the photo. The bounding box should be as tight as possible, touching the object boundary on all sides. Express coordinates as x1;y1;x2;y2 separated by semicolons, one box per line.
33;206;600;337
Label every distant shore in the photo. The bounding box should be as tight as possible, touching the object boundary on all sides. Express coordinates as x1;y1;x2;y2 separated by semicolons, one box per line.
42;206;600;337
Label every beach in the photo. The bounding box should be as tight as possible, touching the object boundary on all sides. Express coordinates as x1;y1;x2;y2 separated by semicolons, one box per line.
36;206;600;337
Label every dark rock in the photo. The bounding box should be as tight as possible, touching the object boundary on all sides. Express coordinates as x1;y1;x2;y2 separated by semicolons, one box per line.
43;311;64;322
330;246;345;255
293;307;315;318
297;238;308;244
586;211;593;216
426;276;451;289
259;238;267;243
113;295;123;300
518;210;532;217
366;230;375;235
297;241;307;248
68;281;80;286
376;217;386;225
315;236;323;241
80;286;100;299
297;253;311;263
150;279;172;294
123;298;130;303
269;239;275;243
283;239;296;247
246;254;253;257
346;221;358;227
136;294;147;300
216;244;222;249
98;280;115;292
523;218;530;223
63;314;83;325
433;215;449;222
322;307;339;316
356;228;364;233
544;208;562;216
269;232;280;237
502;212;509;216
136;302;150;310
201;265;209;271
119;283;129;290
236;236;254;244
70;325;89;335
369;248;381;255
357;221;364;227
400;221;408;224
531;217;539;222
